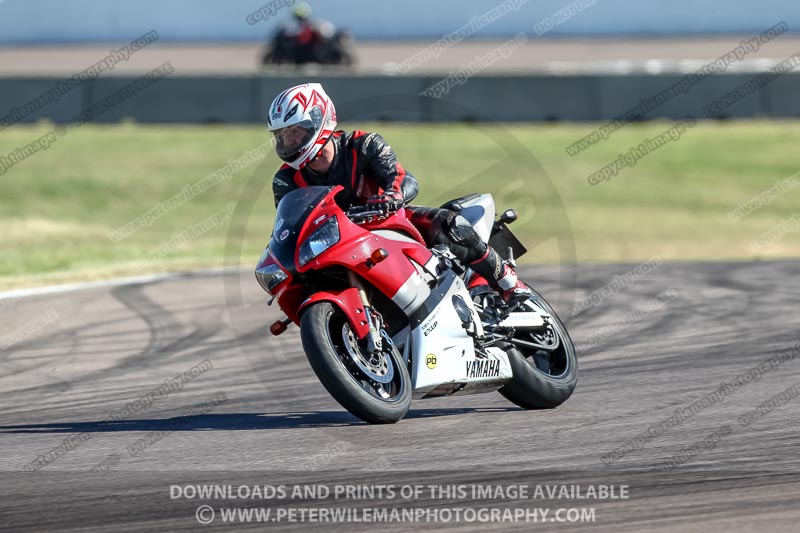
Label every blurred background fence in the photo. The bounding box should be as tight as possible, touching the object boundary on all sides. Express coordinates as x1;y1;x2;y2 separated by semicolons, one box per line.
1;0;799;123
3;73;800;124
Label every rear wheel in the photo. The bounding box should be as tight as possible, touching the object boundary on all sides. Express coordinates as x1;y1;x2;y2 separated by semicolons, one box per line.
497;288;578;409
300;302;411;423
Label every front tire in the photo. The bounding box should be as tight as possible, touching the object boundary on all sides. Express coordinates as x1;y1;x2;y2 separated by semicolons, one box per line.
498;288;578;409
300;302;411;424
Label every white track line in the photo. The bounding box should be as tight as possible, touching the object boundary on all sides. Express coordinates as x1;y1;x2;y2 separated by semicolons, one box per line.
0;267;238;301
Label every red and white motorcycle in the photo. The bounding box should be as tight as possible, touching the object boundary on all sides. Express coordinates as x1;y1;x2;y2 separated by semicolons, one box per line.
256;185;577;423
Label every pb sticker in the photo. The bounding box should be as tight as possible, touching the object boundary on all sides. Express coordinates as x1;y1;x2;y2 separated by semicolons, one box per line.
426;354;437;369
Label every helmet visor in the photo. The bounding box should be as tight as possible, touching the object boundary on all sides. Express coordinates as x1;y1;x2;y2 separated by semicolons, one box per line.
272;120;316;161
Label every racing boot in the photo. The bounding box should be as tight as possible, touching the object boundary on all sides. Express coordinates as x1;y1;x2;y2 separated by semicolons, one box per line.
469;246;531;305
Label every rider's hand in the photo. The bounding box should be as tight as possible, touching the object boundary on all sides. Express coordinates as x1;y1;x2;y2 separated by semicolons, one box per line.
366;190;404;213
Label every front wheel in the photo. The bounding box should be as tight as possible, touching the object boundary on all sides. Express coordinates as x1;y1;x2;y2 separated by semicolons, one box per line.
498;288;578;409
300;302;411;424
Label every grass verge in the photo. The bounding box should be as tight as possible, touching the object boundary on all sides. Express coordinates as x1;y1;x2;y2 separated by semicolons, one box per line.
1;121;797;289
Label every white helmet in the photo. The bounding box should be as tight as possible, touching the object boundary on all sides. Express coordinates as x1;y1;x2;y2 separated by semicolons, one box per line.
267;83;337;169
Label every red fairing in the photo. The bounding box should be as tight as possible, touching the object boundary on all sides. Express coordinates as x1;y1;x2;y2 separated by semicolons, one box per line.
274;186;432;338
295;206;430;298
359;208;426;246
297;288;370;338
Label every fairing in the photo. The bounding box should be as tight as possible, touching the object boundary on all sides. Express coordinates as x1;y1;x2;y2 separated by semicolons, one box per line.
259;185;434;339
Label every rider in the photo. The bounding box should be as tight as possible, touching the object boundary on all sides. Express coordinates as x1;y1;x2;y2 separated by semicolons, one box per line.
290;3;335;43
286;4;335;62
268;83;530;303
264;3;336;65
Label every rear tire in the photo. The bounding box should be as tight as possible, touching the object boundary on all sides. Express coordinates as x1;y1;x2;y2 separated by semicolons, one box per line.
300;302;411;424
498;289;578;409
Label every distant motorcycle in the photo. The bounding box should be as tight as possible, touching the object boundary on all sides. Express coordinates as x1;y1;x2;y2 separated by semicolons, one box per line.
256;185;577;423
261;26;354;67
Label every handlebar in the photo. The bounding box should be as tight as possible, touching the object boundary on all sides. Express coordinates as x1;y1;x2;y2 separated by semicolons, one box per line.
346;205;391;223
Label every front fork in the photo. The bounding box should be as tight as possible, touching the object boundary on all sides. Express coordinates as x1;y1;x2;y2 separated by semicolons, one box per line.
348;271;384;354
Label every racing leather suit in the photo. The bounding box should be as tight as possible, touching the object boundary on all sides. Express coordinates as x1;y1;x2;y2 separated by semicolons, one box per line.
272;130;514;292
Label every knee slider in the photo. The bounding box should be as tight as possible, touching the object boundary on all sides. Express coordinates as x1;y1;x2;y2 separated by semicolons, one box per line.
445;213;481;248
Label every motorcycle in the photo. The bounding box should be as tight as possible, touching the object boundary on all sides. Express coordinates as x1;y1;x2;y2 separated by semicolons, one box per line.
261;27;354;67
256;185;577;423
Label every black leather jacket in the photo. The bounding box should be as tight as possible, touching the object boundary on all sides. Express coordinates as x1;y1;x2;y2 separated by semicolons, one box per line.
272;130;419;207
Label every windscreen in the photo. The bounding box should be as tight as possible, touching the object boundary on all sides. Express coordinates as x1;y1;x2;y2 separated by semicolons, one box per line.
269;186;332;271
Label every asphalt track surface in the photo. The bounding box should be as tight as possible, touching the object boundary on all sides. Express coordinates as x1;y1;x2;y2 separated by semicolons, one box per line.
1;260;799;531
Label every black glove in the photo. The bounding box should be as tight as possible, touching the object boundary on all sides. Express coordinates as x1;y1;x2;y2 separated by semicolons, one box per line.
366;190;404;213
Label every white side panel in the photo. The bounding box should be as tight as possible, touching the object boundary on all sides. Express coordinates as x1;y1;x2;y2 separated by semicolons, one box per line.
384;238;435;315
450;347;513;396
410;275;512;398
411;276;475;394
391;271;430;314
370;229;421;244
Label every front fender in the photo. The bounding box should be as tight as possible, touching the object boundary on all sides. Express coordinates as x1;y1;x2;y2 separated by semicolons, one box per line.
298;287;370;339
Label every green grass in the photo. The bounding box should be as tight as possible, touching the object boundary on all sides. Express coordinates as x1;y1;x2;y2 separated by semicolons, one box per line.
1;120;798;289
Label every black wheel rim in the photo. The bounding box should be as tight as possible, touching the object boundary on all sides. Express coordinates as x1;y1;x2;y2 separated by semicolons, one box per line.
473;289;574;380
327;310;408;403
518;296;573;379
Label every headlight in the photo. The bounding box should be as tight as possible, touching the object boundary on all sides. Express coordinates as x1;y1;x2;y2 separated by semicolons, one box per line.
255;263;288;293
298;216;339;266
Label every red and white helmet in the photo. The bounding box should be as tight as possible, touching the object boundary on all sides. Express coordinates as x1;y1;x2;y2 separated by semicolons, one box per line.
267;83;337;169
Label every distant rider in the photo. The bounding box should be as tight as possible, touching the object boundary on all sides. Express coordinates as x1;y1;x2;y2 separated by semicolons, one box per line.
278;3;335;64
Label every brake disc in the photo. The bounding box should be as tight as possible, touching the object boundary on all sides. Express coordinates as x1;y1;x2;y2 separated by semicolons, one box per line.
341;324;394;384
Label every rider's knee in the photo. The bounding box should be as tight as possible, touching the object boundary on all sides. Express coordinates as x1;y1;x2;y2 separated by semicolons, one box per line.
445;213;482;249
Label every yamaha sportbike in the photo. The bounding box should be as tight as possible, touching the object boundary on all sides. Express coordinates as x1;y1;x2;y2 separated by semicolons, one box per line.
261;28;355;67
256;185;577;423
